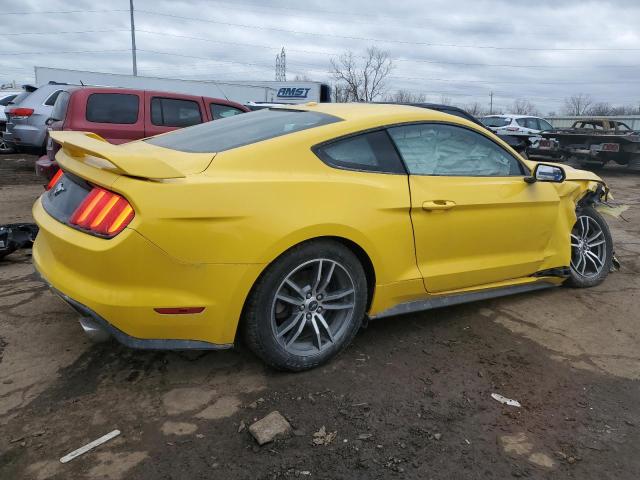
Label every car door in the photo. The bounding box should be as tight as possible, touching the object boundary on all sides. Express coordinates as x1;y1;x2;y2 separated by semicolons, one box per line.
387;122;562;293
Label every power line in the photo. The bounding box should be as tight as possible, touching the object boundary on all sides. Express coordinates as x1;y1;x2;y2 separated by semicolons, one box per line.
0;29;128;36
3;9;128;15
137;10;640;52
135;30;640;70
135;49;640;87
0;49;130;56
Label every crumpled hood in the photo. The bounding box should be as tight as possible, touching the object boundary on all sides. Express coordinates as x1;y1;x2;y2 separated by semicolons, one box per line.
562;163;605;183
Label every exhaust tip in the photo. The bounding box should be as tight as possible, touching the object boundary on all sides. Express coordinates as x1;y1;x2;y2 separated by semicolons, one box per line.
79;316;111;343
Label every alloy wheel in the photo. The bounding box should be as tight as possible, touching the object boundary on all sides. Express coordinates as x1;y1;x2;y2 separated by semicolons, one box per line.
270;258;356;356
570;215;607;278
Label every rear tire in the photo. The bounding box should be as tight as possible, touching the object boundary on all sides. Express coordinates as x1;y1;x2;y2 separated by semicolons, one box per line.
566;206;613;288
242;240;367;371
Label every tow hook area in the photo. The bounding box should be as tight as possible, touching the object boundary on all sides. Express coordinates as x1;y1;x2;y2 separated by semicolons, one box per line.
79;316;112;343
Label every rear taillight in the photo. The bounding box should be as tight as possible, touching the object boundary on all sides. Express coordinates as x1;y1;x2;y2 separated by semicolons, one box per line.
9;107;34;118
69;187;134;237
46;169;64;190
601;143;620;152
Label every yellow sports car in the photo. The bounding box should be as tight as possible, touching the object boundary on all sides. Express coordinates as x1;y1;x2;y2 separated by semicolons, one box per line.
33;103;614;371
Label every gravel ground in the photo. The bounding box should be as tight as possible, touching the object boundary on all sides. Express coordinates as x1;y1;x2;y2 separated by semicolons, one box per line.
0;155;639;480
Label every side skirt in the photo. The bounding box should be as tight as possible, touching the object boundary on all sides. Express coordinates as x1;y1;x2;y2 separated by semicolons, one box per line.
370;281;556;320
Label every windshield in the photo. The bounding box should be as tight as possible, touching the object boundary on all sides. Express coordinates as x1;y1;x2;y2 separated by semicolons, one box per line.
481;116;510;127
147;108;341;153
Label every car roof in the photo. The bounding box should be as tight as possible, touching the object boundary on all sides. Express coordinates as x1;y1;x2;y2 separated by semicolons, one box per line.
65;86;244;108
279;102;483;127
484;114;544;119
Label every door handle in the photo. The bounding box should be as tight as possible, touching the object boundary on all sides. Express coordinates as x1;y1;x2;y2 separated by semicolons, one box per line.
422;200;456;211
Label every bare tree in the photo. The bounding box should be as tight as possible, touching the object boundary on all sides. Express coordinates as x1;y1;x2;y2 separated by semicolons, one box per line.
511;99;539;115
330;83;351;103
439;95;452;106
588;102;613;116
383;89;426;103
293;74;312;81
331;47;394;102
463;102;488;117
562;94;593;116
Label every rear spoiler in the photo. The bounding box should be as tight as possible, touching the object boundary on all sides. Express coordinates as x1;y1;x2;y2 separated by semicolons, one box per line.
50;131;185;179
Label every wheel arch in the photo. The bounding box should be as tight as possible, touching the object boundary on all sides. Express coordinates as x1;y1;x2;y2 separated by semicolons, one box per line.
236;235;377;341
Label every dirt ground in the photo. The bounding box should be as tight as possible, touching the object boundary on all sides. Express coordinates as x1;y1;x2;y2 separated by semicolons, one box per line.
1;155;638;480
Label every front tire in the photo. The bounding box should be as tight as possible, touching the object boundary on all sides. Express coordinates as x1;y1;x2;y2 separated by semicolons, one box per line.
242;240;368;371
566;206;613;288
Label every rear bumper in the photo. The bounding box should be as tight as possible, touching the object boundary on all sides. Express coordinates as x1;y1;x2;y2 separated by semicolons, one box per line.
42;278;231;349
32;197;264;347
4;123;46;148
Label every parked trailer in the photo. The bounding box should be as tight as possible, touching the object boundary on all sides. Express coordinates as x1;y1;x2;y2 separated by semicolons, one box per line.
34;67;330;105
540;118;640;169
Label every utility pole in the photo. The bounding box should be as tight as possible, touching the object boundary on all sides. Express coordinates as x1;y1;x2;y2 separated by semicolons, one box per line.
129;0;138;76
489;91;493;114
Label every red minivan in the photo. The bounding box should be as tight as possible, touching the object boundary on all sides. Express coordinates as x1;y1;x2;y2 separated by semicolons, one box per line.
36;87;249;180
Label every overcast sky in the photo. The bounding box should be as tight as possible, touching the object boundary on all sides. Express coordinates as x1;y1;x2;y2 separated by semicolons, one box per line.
2;0;639;113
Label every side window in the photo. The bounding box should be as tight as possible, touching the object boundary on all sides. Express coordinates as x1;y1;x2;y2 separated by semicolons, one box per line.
538;119;553;131
151;98;202;127
516;118;527;127
314;130;405;174
387;123;525;177
86;93;139;124
526;118;539;129
51;91;71;121
44;90;63;106
210;104;244;120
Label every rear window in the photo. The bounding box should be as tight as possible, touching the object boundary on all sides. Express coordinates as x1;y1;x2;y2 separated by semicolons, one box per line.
146;108;341;153
86;93;139;124
210;103;245;119
151;97;202;127
481;117;510;127
0;94;16;106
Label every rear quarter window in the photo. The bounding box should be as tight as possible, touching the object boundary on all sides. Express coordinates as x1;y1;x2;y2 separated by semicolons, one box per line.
86;93;139;124
313;130;405;174
44;90;63;106
210;103;245;119
51;91;71;121
146;109;341;153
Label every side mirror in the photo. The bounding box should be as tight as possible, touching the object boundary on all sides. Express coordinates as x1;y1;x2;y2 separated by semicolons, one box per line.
525;163;565;184
45;117;55;126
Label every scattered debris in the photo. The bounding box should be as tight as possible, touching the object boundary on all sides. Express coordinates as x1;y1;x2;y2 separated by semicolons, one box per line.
433;433;442;441
247;397;265;410
249;411;291;446
59;430;121;464
491;393;522;407
312;426;337;446
238;420;246;433
358;433;373;441
0;223;38;260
